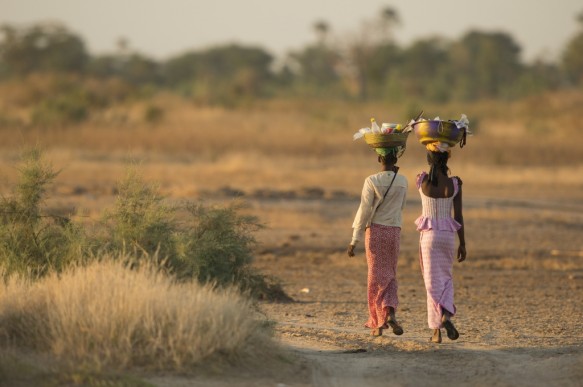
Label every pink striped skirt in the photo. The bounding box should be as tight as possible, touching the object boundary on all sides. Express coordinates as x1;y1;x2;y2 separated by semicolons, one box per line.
364;224;400;329
419;230;456;329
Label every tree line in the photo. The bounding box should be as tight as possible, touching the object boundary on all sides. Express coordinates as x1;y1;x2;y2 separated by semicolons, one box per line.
1;8;582;106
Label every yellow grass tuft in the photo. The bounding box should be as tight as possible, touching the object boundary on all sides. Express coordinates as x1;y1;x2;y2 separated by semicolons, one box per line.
0;257;276;372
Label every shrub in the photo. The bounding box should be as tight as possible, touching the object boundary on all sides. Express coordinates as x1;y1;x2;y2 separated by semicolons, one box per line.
143;104;164;124
0;149;86;278
0;150;289;301
100;167;177;264
175;201;261;285
99;166;289;300
31;92;89;127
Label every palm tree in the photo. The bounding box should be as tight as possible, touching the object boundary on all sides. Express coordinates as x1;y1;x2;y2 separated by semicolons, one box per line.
313;20;330;45
379;7;400;42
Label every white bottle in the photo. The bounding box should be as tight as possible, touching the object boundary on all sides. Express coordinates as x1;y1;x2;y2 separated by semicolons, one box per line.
370;118;381;133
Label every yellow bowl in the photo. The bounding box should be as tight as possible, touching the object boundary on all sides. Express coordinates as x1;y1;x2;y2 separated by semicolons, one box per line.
363;132;410;148
412;120;465;146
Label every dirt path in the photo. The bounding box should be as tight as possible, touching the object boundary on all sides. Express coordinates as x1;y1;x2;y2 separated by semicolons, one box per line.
284;337;582;387
248;249;583;386
247;194;583;386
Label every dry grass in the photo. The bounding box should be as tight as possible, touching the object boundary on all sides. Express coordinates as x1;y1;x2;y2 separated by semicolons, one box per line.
0;86;581;384
0;257;277;373
0;92;580;249
1;90;580;160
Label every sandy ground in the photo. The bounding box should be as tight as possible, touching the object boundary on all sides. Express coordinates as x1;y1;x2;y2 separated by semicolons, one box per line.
147;192;583;387
1;148;581;386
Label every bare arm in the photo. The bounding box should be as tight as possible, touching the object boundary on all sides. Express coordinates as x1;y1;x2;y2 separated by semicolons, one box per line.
453;177;466;262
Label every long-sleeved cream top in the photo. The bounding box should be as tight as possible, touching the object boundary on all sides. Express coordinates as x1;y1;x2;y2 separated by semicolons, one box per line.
351;171;408;245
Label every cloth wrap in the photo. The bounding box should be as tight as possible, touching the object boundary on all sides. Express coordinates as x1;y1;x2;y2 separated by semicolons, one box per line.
375;146;404;158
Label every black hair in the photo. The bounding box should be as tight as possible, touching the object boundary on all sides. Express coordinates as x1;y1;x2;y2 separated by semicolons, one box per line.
427;151;449;186
378;154;398;166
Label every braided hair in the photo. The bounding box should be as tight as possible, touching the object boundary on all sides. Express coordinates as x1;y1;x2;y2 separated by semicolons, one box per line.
378;153;398;166
427;151;450;186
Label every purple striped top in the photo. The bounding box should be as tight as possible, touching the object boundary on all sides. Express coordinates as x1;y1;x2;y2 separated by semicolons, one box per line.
414;172;462;232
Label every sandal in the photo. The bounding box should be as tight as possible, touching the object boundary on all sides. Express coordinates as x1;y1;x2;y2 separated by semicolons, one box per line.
430;329;442;343
443;320;459;340
386;319;404;336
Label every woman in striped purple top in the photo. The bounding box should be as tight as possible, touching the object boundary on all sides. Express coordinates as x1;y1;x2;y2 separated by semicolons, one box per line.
415;149;467;343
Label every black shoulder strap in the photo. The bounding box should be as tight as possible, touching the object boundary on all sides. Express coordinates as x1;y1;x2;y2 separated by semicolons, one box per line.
381;171;398;203
368;171;398;225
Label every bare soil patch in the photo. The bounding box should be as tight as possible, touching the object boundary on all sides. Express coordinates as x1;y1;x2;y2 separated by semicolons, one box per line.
146;194;583;386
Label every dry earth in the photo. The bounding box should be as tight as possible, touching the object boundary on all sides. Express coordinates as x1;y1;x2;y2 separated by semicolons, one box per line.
1;93;582;386
149;192;583;387
0;146;581;386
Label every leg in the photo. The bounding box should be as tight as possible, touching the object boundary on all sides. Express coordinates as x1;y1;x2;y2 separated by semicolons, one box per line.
365;226;400;330
385;307;404;335
431;329;442;343
371;327;383;337
442;308;459;340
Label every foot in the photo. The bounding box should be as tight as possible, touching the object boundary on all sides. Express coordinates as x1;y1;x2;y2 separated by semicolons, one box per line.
442;314;459;341
430;329;442;343
386;318;404;336
371;328;383;337
386;308;404;335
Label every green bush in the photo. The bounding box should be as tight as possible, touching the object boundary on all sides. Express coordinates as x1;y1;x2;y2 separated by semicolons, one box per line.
100;167;177;263
0;149;86;278
31;93;89;127
0;150;289;301
143;104;165;124
98;166;288;300
176;201;261;285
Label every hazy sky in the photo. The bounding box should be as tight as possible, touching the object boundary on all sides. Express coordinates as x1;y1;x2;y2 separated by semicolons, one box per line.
1;0;582;63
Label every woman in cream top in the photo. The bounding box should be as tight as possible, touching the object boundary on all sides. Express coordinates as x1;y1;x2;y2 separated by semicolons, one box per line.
348;150;407;337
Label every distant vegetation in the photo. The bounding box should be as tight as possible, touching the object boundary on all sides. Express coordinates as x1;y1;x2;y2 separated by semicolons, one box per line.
0;7;582;127
0;149;288;301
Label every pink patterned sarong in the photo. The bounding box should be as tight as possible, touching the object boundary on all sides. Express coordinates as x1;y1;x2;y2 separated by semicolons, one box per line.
419;230;456;329
415;172;461;329
364;223;400;329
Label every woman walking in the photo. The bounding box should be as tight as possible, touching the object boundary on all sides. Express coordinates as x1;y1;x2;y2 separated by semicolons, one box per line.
347;146;407;337
415;145;467;343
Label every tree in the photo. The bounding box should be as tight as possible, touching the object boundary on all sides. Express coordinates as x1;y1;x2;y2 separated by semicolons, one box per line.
392;37;451;101
163;44;274;102
342;7;401;100
379;7;401;43
282;19;342;96
118;53;161;85
162;51;200;87
449;30;523;100
86;37;161;86
288;45;341;90
561;10;583;85
0;22;88;77
313;20;331;46
360;41;402;99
